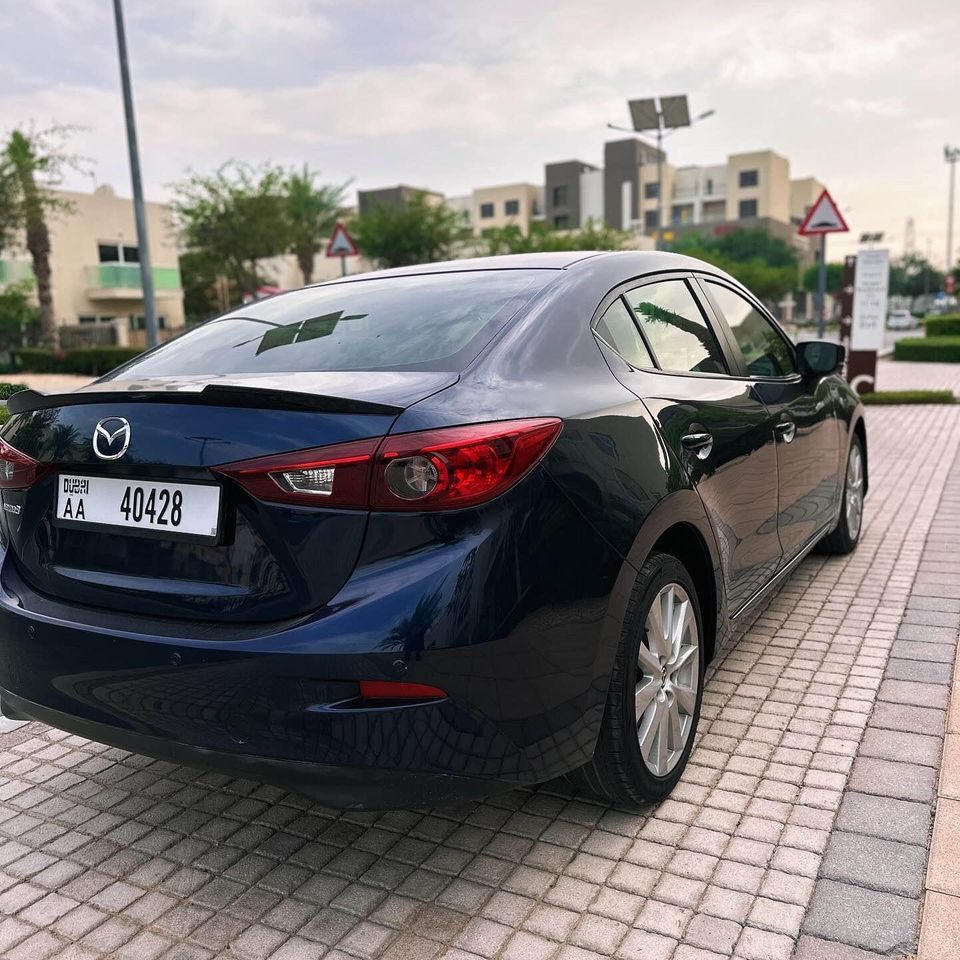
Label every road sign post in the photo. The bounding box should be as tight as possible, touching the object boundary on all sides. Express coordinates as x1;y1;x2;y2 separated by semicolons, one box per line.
326;222;359;278
798;189;849;339
847;247;890;395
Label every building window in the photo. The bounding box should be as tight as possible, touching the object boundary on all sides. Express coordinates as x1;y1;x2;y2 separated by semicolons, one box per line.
504;199;520;216
552;185;568;207
644;181;660;200
130;315;166;330
738;199;758;219
98;243;140;264
644;210;659;232
479;202;495;219
553;214;570;229
738;169;758;188
705;178;714;195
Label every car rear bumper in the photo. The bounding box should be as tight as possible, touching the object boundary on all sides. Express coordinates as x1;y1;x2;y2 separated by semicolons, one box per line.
0;687;506;809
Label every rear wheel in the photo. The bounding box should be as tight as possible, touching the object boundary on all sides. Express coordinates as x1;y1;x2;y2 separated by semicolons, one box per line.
575;552;705;805
817;435;865;555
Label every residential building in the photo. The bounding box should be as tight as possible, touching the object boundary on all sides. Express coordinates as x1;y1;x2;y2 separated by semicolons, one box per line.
356;184;444;215
470;183;542;235
0;184;185;343
544;160;599;229
540;145;826;265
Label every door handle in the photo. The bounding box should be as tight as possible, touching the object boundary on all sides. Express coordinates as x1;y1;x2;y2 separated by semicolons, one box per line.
681;432;714;460
775;421;797;443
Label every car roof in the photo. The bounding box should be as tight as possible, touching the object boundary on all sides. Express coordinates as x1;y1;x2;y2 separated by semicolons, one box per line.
310;250;741;286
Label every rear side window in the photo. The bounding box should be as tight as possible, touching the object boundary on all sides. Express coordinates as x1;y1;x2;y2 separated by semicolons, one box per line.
705;281;796;377
626;280;727;375
595;299;654;369
107;271;553;377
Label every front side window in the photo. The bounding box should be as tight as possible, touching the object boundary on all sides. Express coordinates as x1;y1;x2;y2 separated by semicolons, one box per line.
105;270;553;378
552;185;568;207
504;199;520;216
705;281;796;378
479;202;495;219
626;281;726;375
644;181;659;199
739;169;758;188
595;299;654;369
738;199;758;219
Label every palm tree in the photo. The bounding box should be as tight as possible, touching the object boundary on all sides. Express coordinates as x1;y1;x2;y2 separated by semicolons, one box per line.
2;128;81;350
285;165;348;285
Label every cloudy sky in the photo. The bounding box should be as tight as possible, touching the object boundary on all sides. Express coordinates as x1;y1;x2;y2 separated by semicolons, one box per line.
1;0;958;263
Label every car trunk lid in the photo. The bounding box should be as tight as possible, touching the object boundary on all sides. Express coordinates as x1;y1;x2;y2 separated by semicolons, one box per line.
0;371;457;624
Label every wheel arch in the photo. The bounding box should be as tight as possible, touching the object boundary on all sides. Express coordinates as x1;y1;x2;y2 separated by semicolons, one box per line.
608;489;727;665
852;413;868;495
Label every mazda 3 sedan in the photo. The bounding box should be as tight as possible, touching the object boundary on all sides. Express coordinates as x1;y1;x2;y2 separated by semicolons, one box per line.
0;251;866;809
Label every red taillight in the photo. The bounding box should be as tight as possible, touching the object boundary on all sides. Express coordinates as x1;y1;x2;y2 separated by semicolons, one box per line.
0;438;46;489
370;418;563;511
214;437;380;509
358;680;446;703
214;418;562;512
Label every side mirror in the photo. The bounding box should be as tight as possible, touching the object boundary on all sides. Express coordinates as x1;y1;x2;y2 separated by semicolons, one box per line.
797;340;845;377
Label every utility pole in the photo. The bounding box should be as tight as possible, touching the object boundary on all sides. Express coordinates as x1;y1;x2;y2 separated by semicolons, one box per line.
113;0;158;349
946;146;960;275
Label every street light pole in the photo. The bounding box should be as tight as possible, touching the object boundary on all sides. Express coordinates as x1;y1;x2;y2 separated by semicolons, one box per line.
655;123;663;251
609;102;714;252
946;146;960;275
112;0;159;349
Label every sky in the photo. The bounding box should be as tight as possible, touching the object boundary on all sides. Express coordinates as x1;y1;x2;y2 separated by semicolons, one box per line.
1;0;958;264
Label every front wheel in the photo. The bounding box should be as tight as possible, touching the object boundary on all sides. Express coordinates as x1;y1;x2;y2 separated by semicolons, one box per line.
817;435;865;555
574;552;705;805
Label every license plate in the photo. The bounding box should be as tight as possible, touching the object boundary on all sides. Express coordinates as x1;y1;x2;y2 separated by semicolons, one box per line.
55;474;221;542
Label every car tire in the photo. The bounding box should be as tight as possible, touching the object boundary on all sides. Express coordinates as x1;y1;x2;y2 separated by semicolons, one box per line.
573;551;705;805
817;434;865;556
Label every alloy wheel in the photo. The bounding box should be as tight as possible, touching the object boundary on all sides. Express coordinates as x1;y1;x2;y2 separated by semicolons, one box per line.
636;582;699;777
845;444;864;540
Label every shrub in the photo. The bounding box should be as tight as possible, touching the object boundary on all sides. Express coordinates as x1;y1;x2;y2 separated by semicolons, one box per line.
860;390;955;405
0;382;28;400
16;347;142;376
893;337;960;363
924;315;960;337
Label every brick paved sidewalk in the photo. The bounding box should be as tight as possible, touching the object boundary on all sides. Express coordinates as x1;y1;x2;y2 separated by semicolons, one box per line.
1;403;958;960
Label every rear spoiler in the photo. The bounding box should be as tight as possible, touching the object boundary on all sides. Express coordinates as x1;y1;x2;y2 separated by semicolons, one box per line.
4;384;404;418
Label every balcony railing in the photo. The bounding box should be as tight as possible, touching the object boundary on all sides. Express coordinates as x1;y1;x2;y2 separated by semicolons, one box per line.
0;260;34;286
85;263;181;293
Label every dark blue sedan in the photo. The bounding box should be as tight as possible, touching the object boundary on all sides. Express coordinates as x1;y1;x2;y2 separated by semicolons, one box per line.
0;252;866;808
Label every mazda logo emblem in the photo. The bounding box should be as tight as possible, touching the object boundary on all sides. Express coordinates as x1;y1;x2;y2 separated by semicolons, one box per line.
93;417;131;461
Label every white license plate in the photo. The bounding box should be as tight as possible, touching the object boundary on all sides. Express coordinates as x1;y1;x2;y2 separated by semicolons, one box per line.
55;474;221;541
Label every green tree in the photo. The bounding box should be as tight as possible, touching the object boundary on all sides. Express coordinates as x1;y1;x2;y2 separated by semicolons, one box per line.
482;219;627;255
801;262;845;295
1;127;86;349
285;165;349;285
0;280;36;351
665;228;799;301
888;253;943;298
171;161;289;297
350;193;470;268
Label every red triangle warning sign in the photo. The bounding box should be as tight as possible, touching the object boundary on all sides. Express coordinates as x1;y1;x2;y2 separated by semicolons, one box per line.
326;222;358;257
798;189;849;236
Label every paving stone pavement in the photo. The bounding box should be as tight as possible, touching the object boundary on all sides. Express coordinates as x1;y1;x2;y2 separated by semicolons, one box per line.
2;402;960;960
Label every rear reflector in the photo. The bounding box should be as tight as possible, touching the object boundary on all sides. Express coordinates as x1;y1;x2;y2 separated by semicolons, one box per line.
0;438;48;490
215;418;562;512
358;680;447;702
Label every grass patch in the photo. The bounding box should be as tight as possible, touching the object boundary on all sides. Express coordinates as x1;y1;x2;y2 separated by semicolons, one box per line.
860;390;956;405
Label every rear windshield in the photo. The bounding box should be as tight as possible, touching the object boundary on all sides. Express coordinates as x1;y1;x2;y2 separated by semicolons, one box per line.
107;270;554;378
